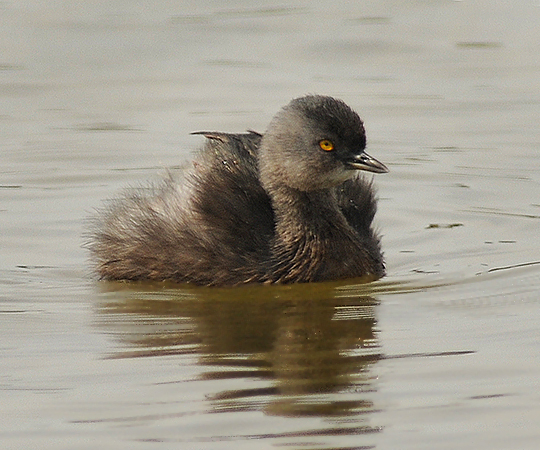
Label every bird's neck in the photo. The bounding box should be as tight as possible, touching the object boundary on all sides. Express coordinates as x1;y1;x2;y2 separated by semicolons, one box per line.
267;186;369;283
271;186;344;239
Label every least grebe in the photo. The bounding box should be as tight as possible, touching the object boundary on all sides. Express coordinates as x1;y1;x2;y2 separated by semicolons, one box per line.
87;95;388;286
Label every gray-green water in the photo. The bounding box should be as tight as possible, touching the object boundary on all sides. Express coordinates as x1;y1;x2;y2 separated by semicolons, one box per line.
2;1;539;449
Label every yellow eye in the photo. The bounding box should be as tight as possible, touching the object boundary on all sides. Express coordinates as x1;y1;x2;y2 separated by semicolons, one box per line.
319;140;334;151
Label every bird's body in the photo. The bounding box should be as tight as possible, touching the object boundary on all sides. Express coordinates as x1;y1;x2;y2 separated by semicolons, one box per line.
87;96;388;286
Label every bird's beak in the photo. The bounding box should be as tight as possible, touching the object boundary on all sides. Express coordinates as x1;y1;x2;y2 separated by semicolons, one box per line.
346;151;389;174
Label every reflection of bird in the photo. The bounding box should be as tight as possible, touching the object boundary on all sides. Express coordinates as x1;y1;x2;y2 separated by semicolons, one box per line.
87;95;388;286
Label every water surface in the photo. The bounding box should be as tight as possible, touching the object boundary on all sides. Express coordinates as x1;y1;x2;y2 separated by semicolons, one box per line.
1;1;540;449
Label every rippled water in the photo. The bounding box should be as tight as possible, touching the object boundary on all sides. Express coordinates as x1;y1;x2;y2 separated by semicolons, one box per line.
2;1;540;449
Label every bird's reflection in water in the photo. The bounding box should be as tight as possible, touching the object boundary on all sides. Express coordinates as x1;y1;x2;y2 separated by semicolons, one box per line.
97;279;382;423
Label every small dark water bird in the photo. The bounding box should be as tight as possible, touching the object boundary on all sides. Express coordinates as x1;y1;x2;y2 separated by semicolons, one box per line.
87;95;389;286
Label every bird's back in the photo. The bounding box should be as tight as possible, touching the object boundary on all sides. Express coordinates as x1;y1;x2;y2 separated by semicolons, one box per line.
87;131;275;285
